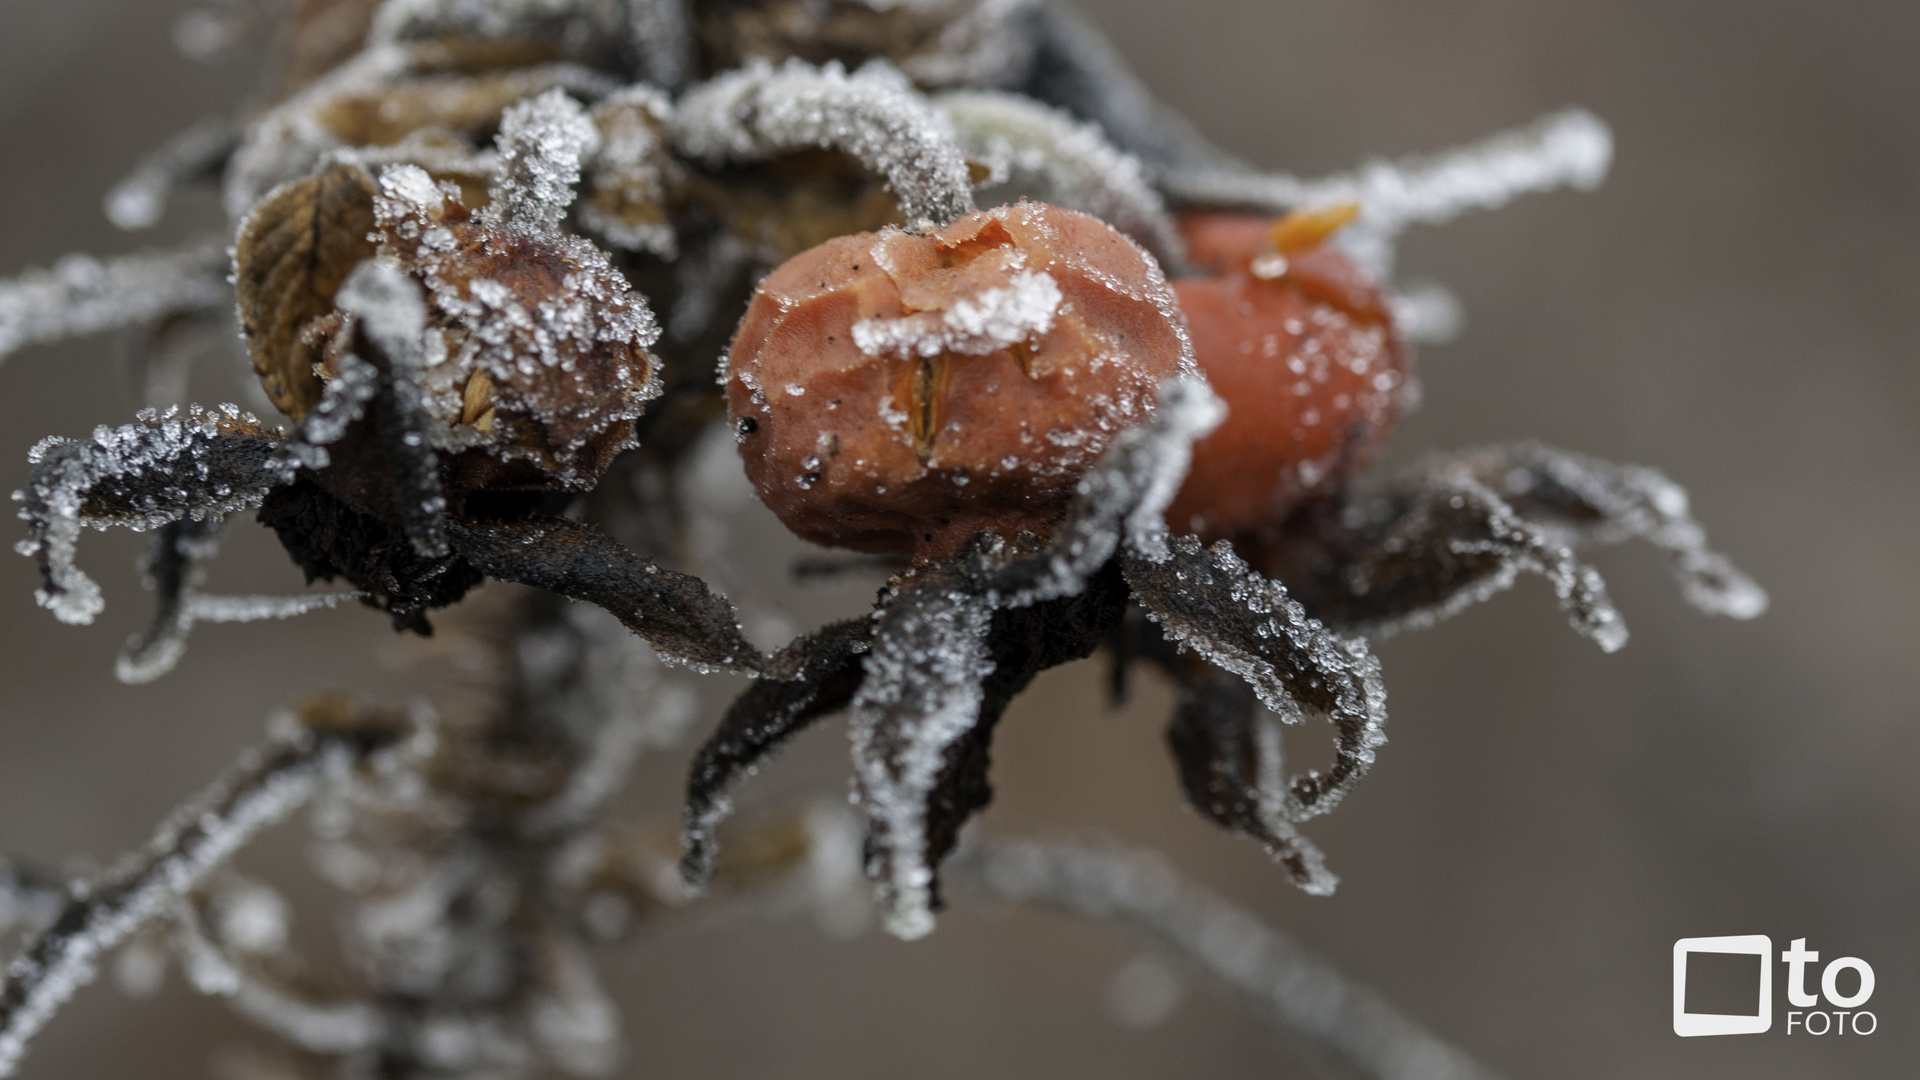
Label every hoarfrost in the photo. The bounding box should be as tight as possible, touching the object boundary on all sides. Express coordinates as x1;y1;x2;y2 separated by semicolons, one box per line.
938;91;1185;267
15;406;282;626
482;89;600;236
276;352;379;472
951;838;1508;1080
852;269;1061;359
0;242;229;366
670;58;977;227
848;578;995;939
1163;109;1613;279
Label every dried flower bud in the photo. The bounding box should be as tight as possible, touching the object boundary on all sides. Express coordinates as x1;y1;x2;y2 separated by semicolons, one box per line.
727;201;1194;559
1166;211;1409;541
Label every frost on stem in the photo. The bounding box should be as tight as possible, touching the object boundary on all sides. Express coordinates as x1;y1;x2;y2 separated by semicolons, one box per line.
670;58;977;227
1122;536;1389;824
0;707;406;1078
847;569;996;939
1286;443;1764;643
938;90;1185;268
1163;109;1614;279
117;516;362;685
15;405;284;626
0;242;229;366
950;838;1507;1080
482;89;601;236
104;115;240;231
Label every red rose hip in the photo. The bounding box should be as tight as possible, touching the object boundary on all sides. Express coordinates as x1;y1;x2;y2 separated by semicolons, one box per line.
726;201;1195;561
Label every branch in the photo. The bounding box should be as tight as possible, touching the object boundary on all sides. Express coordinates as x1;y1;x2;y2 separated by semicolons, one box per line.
0;704;406;1077
949;837;1506;1080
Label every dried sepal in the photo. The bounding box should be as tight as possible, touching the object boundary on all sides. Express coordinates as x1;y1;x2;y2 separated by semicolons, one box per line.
444;515;769;675
1164;660;1336;894
16;406;284;626
846;564;996;939
1121;536;1388;823
681;618;874;891
234;163;380;420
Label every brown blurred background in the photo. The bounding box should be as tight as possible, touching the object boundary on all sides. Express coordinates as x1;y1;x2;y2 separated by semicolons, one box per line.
1;1;1915;1077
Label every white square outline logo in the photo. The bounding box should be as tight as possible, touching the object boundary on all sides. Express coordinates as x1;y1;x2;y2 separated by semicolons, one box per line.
1673;935;1772;1036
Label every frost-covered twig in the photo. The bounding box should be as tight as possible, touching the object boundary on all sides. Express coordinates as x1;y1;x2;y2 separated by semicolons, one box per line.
671;59;977;227
950;838;1506;1080
1163;109;1612;277
0;709;406;1077
0;242;229;365
104;116;241;230
939;90;1186;268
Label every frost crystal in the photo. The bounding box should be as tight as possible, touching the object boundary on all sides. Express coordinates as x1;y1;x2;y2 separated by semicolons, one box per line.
16;406;281;626
482;89;600;235
852;269;1061;360
0;243;228;366
938;91;1185;267
670;58;977;227
625;0;692;90
848;579;996;939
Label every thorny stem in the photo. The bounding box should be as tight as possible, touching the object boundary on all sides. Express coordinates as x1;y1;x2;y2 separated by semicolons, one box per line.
949;838;1506;1080
0;710;406;1077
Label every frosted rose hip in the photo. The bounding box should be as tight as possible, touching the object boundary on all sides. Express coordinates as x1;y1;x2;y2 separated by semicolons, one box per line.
1166;210;1410;542
726;201;1193;559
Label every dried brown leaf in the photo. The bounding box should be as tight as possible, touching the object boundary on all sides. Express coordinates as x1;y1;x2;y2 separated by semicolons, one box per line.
234;164;379;420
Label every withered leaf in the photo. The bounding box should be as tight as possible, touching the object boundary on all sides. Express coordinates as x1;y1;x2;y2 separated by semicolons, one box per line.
234;164;378;420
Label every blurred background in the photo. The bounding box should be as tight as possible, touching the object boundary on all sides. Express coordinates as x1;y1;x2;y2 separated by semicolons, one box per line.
0;1;1915;1077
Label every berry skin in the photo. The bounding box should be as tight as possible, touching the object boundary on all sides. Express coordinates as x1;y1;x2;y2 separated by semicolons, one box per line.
726;201;1194;561
1165;208;1410;543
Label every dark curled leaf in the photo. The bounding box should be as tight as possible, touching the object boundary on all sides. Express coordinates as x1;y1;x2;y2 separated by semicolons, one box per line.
1166;658;1336;894
18;406;284;626
117;517;223;684
446;516;769;675
919;559;1130;886
681;618;874;891
233;164;379;420
258;479;480;635
1120;537;1387;822
847;565;997;939
1285;469;1628;650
